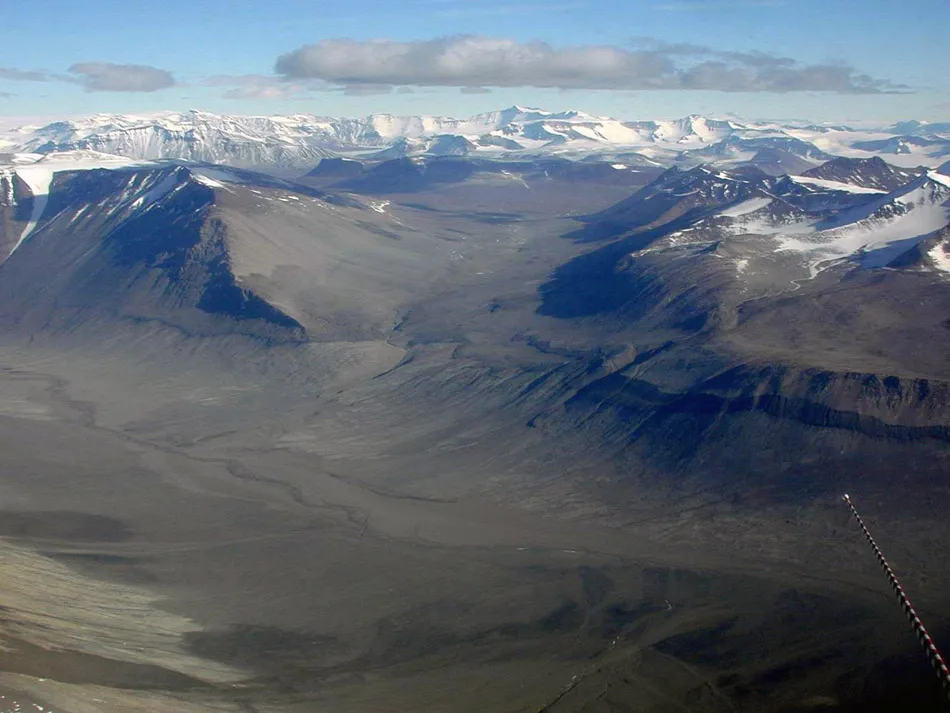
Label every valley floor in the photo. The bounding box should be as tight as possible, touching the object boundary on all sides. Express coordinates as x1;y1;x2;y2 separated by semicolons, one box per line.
0;339;948;713
1;172;950;713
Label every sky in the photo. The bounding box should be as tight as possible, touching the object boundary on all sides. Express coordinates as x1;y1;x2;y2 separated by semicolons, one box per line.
1;0;948;123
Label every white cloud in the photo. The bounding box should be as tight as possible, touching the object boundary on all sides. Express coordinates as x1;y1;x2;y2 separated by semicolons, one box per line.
68;63;176;92
275;35;903;94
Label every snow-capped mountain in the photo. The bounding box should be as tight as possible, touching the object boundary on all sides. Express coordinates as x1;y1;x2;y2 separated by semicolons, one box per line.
799;156;921;191
886;120;950;138
4;107;946;172
590;165;767;238
7;111;340;171
769;170;950;273
684;135;833;163
581;160;950;288
852;135;950;157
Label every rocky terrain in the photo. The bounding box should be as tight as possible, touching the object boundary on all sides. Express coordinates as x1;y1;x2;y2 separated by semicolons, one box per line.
0;144;949;712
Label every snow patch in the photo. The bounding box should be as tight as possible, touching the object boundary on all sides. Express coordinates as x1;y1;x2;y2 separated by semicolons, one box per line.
789;175;887;194
8;165;54;251
10;153;44;165
929;243;950;273
192;167;239;188
193;174;227;190
776;178;950;272
929;170;950;189
140;172;179;206
719;197;772;217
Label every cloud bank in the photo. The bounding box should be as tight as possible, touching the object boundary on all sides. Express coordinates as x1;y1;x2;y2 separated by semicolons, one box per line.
275;36;903;94
68;63;176;92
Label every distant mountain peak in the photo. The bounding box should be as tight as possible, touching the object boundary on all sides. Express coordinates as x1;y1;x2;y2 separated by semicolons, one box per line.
802;155;921;191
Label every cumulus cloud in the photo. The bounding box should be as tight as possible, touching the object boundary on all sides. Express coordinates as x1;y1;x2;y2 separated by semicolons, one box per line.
0;68;49;82
68;62;175;92
275;35;904;94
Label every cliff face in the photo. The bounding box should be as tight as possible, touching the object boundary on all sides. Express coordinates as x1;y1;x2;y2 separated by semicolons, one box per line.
587;366;950;436
550;362;950;449
497;352;948;513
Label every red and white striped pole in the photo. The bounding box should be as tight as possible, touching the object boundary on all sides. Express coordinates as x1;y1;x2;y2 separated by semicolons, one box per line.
842;493;950;698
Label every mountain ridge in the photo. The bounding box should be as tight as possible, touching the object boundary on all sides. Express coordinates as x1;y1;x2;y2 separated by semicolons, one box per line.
4;107;948;171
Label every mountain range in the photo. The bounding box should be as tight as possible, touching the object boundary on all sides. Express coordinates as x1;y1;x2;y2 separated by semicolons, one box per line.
3;106;949;171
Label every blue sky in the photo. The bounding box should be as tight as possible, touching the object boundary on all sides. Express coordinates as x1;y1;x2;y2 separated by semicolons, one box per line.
1;0;947;122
